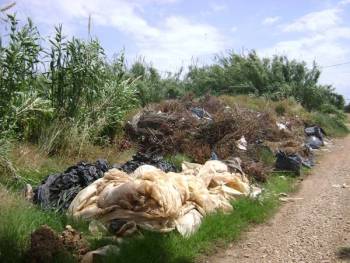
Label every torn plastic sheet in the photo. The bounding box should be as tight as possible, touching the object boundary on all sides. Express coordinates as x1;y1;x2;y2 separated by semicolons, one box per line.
68;160;251;237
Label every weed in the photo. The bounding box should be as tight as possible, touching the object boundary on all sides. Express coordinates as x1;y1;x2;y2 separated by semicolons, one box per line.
337;247;350;260
310;112;349;137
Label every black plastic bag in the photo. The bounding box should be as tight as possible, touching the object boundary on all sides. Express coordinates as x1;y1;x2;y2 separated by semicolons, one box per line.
115;152;177;173
305;126;325;142
34;159;109;211
275;151;302;175
306;135;323;149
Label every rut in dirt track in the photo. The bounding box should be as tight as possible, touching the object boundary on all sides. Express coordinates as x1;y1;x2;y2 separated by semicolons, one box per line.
205;136;350;263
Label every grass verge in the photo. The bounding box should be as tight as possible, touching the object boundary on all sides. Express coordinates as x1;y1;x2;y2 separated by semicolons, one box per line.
102;174;297;263
0;173;296;263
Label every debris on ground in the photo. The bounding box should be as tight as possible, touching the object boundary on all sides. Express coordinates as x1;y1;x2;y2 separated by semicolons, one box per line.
305;126;325;149
26;225;89;263
68;160;252;237
275;151;302;175
125;96;308;180
89;220;109;237
22;183;34;201
25;225;68;263
279;197;304;202
60;225;89;258
306;136;323;149
81;245;119;263
33;159;109;211
114;152;177;173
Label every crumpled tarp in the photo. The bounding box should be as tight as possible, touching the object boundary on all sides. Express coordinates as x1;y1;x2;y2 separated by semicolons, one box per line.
34;160;109;211
68;160;250;237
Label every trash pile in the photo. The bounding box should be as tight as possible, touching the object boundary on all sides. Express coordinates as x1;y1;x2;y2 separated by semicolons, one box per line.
68;160;251;237
125;96;310;180
24;95;331;261
33;160;110;211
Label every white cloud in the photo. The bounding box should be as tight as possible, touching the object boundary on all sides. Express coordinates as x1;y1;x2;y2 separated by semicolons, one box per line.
14;0;230;71
262;16;280;26
339;0;350;6
139;16;230;70
282;8;341;32
262;4;350;97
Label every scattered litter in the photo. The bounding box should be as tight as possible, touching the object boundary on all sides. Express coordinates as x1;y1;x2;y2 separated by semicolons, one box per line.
276;122;288;131
23;183;34;201
33;159;109;211
60;225;89;258
236;136;247;151
68;160;251;237
249;186;263;199
89;220;108;237
210;151;219;160
275;151;302;175
305;126;325;141
81;245;119;263
190;107;212;120
279;197;304;202
224;157;244;174
125;96;303;164
306;136;323;149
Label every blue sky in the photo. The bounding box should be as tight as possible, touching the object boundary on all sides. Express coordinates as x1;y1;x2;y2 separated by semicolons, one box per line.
2;0;350;98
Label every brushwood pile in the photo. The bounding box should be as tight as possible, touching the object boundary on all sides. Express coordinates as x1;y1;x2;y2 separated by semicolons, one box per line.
125;95;316;181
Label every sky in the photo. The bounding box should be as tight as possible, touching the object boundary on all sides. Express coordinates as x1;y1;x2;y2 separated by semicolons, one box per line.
1;0;350;99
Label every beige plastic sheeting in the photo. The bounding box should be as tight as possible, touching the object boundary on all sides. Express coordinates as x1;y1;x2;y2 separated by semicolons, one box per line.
68;160;250;237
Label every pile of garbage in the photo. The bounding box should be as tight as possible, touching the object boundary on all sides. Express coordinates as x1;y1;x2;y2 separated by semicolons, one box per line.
33;160;110;211
34;155;178;211
34;97;325;214
68;160;251;237
125;96;310;180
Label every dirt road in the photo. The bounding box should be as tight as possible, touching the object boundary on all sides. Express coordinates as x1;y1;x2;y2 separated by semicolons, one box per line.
207;136;350;263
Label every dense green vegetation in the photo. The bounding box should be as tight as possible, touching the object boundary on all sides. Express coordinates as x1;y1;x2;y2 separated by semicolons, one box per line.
0;14;347;158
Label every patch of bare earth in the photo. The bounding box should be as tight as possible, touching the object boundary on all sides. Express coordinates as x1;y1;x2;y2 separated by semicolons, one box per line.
204;136;350;263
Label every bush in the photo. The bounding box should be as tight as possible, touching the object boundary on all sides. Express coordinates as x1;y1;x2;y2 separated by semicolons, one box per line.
186;51;345;112
275;104;286;116
310;112;349;137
